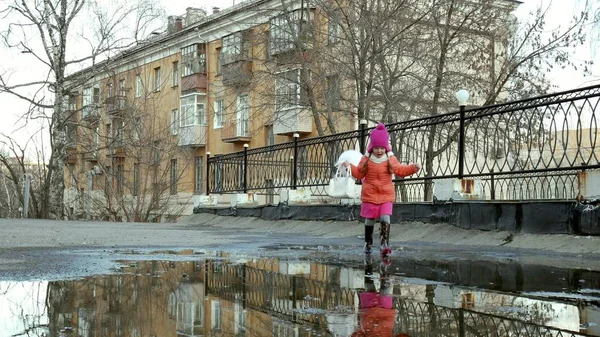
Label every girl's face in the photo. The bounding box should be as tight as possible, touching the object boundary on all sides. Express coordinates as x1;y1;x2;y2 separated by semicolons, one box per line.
372;146;386;158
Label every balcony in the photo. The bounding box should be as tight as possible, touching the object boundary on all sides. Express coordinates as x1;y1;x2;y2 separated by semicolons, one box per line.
178;124;207;147
221;118;251;143
273;106;313;135
105;96;127;114
222;60;252;87
107;143;126;158
82;106;100;121
181;73;207;93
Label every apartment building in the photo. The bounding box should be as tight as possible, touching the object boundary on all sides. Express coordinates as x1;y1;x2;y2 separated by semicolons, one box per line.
63;0;520;221
63;0;360;221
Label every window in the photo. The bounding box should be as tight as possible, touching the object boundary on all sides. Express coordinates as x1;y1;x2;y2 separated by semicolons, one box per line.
171;109;179;135
195;156;203;194
266;125;275;146
213;99;224;129
170;159;178;195
216;48;222;74
132;117;141;141
133;163;139;196
83;86;100;118
221;32;246;65
154;67;161;91
236;95;249;136
180;95;206;126
211;300;222;330
116;164;124;194
104;166;111;194
275;69;302;110
107;82;114;98
326;75;340;111
182;44;206;76
270;10;314;55
152;141;160;165
68;95;77;111
172;61;179;86
135;74;142;97
118;79;126;109
115;120;124;146
93;126;100;155
328;10;341;44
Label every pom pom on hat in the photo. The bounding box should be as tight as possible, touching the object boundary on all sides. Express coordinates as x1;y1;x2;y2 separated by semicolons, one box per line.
367;123;391;152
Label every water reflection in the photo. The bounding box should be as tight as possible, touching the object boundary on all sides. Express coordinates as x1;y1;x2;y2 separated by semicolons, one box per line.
1;254;600;337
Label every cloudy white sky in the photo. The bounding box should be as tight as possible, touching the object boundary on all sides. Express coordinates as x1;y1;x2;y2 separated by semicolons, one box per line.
0;0;597;151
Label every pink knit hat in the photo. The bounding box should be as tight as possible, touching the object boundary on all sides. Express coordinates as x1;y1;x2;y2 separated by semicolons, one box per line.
367;123;391;152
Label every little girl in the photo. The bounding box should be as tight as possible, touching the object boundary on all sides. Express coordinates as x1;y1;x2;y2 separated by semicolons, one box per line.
344;123;420;256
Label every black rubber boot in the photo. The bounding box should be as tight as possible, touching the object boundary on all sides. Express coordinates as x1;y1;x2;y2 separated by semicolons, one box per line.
364;225;374;254
380;222;392;256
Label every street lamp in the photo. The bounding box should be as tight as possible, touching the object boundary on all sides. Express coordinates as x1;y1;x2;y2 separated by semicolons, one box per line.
455;89;469;107
455;89;469;179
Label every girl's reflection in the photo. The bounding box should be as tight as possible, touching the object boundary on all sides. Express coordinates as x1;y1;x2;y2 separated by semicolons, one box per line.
352;257;409;337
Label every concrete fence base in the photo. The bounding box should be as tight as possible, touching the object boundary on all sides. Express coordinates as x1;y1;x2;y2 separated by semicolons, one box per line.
194;201;600;235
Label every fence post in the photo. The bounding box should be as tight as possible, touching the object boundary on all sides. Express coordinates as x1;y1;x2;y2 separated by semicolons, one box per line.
23;174;30;218
243;144;249;193
292;133;299;190
455;90;469;179
206;152;211;195
458;105;465;179
359;119;367;153
459;309;465;337
490;168;496;200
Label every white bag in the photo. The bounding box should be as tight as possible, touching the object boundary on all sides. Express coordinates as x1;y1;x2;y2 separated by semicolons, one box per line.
327;166;362;199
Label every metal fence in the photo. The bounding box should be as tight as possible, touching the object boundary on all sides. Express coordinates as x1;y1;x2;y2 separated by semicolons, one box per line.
207;84;600;201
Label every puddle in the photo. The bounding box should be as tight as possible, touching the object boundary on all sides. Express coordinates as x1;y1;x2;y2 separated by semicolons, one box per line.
1;254;600;336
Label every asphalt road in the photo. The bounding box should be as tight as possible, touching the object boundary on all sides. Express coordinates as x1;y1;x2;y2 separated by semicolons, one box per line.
1;214;600;281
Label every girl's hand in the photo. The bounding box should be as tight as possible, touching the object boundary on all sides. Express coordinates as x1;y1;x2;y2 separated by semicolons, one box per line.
412;163;421;171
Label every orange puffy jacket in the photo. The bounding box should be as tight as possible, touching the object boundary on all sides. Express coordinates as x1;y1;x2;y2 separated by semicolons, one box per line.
350;155;419;204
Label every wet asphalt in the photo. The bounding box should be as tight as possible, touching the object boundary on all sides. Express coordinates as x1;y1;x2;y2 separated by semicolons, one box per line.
1;218;600;281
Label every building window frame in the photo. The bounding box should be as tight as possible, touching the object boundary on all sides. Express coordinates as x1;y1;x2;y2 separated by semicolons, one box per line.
132;163;139;196
182;44;206;77
171;109;179;135
154;67;161;92
213;99;224;129
180;94;206;126
170;159;178;195
269;9;314;55
135;74;142;97
221;32;245;65
195;156;203;194
172;61;179;87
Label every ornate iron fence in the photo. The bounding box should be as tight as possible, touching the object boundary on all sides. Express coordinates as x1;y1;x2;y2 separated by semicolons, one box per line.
207;84;600;201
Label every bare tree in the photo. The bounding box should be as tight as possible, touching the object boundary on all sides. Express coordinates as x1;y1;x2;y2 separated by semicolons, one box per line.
0;0;163;219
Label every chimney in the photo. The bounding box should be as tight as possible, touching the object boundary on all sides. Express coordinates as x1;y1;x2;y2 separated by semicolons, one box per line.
212;7;220;14
185;7;207;26
175;17;183;32
167;16;176;33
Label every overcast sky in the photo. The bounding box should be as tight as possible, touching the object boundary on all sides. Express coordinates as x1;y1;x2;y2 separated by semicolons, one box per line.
0;0;598;151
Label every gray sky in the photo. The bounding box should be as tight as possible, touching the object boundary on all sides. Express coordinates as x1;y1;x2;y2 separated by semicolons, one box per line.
0;0;597;152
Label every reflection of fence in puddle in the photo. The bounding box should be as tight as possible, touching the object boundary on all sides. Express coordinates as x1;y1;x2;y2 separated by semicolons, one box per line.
206;261;588;337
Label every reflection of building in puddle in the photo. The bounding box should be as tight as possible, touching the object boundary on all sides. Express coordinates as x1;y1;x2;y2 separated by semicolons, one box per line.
395;279;600;334
9;258;597;337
